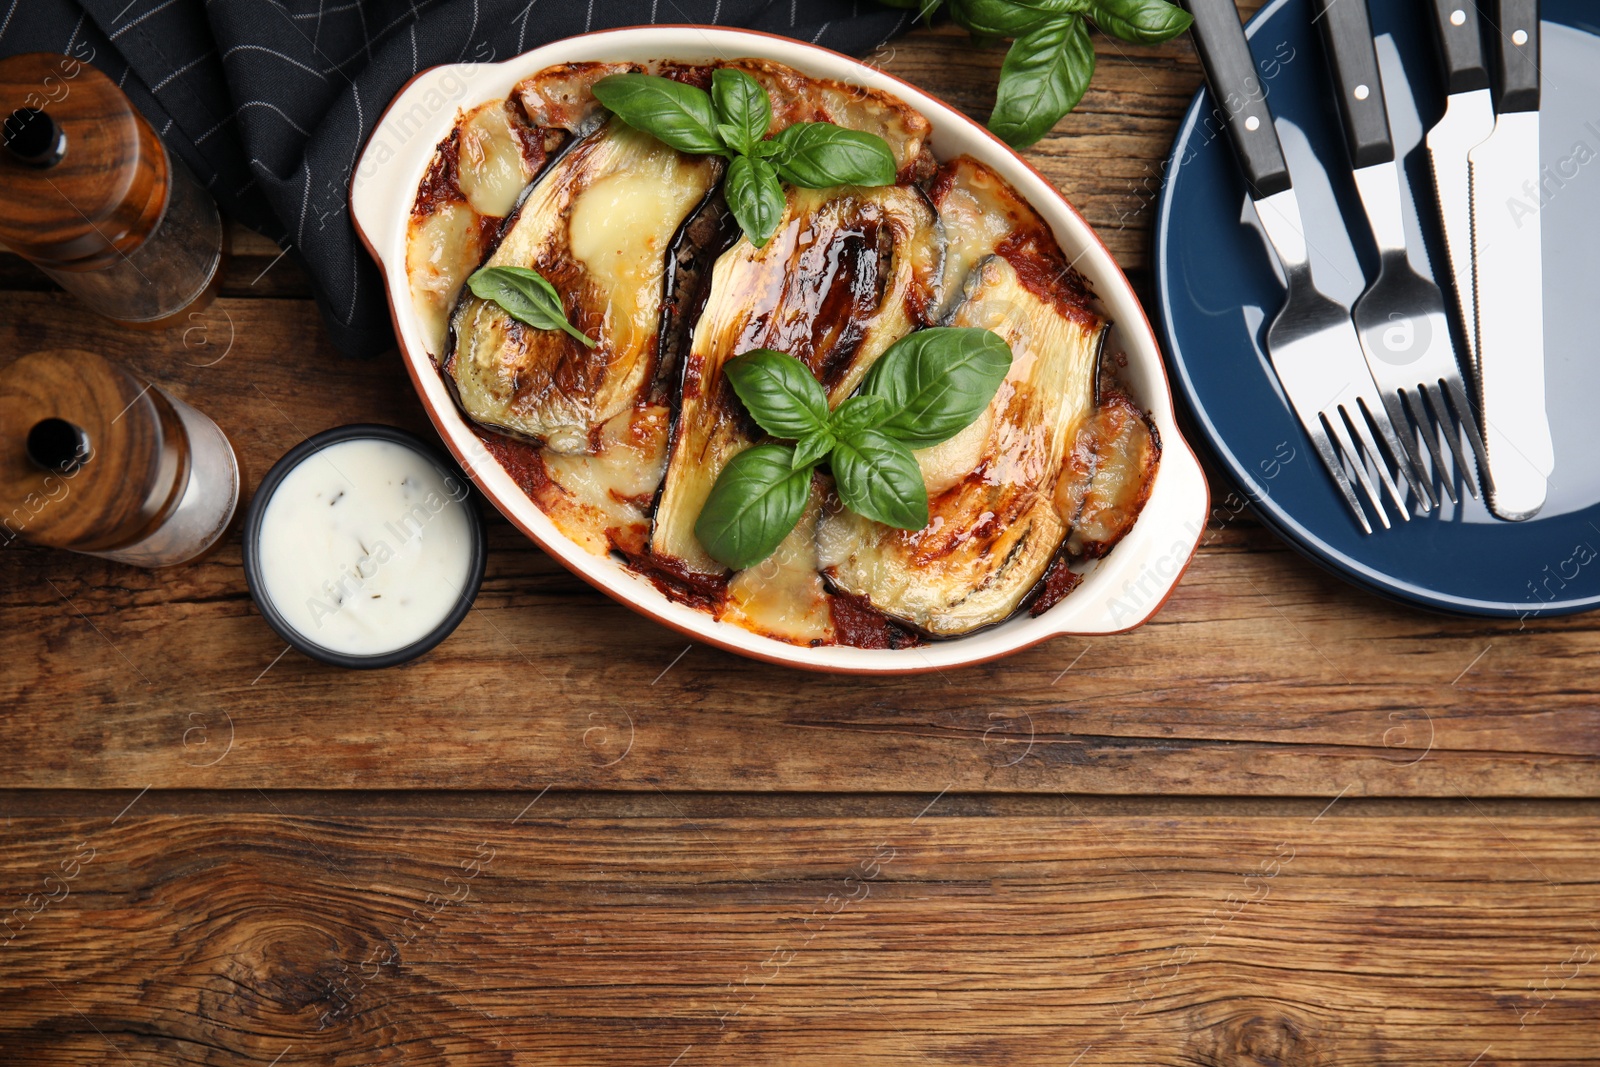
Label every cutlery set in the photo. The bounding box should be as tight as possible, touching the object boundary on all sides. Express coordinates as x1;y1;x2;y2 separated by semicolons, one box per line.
1181;0;1552;531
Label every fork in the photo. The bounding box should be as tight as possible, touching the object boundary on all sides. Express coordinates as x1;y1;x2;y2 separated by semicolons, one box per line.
1255;192;1417;531
1182;0;1425;533
1315;0;1491;505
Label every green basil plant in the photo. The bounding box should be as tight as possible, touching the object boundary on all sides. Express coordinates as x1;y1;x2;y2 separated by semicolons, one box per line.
879;0;1194;147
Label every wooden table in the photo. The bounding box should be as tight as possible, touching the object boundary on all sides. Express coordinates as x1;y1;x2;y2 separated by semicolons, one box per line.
2;18;1597;1067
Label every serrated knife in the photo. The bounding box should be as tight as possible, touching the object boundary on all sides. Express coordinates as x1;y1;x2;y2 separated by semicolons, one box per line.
1426;0;1497;380
1470;0;1553;520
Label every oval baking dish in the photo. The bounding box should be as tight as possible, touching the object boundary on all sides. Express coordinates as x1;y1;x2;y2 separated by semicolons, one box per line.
349;25;1209;674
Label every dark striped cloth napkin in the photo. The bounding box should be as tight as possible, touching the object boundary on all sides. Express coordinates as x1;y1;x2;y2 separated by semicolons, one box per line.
0;0;914;356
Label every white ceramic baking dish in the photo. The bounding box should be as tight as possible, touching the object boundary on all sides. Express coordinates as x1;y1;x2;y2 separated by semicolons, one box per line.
349;25;1209;674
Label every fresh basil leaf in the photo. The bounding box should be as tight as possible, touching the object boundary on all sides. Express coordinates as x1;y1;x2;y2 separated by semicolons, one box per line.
724;349;830;439
724;154;786;248
761;123;798;163
467;266;595;349
768;122;897;188
857;327;1012;448
749;137;782;160
829;394;892;438
988;16;1095;148
1087;0;1192;44
591;73;724;155
832;429;930;530
694;443;813;570
717;123;752;155
792;428;836;471
711;68;771;155
950;0;1079;37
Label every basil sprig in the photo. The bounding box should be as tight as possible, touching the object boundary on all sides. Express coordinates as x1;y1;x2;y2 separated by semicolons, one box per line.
883;0;1192;148
467;266;595;348
592;69;898;247
694;328;1013;570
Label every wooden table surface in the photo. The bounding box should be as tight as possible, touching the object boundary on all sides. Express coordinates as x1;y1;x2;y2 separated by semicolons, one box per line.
2;16;1597;1067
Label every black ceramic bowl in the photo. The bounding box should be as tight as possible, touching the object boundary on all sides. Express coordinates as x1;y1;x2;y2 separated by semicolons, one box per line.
241;423;487;669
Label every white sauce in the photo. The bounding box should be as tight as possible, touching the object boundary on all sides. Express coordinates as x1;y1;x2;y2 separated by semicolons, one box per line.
256;438;475;657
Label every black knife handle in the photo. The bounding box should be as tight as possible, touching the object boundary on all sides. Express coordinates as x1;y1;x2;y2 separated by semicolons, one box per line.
1428;0;1491;93
1177;0;1289;199
1490;0;1540;112
1313;0;1393;168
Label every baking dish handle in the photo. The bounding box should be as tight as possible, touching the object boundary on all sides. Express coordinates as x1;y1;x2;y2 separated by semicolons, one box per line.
1042;444;1210;635
349;63;481;271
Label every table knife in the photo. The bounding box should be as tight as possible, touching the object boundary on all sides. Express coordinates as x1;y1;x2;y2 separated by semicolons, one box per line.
1426;0;1497;380
1179;0;1416;532
1469;0;1553;520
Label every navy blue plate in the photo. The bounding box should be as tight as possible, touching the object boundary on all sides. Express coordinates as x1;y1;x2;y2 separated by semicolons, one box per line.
1156;0;1600;618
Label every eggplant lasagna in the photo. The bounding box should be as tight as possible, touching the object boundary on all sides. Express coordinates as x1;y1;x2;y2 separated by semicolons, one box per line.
405;59;1159;648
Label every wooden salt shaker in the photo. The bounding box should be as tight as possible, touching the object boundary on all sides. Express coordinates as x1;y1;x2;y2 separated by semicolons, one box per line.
0;349;239;566
0;53;225;327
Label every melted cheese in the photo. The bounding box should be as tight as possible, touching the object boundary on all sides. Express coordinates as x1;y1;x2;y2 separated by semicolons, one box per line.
567;135;706;358
723;488;834;644
457;102;533;217
406;201;486;360
915;405;995;496
937;187;1018;320
932;157;1036;322
540;405;671;555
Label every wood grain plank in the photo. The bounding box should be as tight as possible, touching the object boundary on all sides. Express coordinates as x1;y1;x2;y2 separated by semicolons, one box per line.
2;17;1596;1063
0;809;1595;1064
0;23;1595;797
0;289;1594;796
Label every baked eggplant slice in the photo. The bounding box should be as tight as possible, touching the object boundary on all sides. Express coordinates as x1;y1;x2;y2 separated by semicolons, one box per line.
514;61;639;136
654;189;735;406
534;403;674;557
407;99;564;358
818;252;1108;637
928;155;1041;322
408;190;497;360
650;183;944;576
1057;390;1162;560
446;119;723;450
456;99;543;217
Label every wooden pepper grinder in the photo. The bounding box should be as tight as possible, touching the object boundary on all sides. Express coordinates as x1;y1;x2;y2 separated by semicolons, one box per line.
0;349;239;566
0;53;225;327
